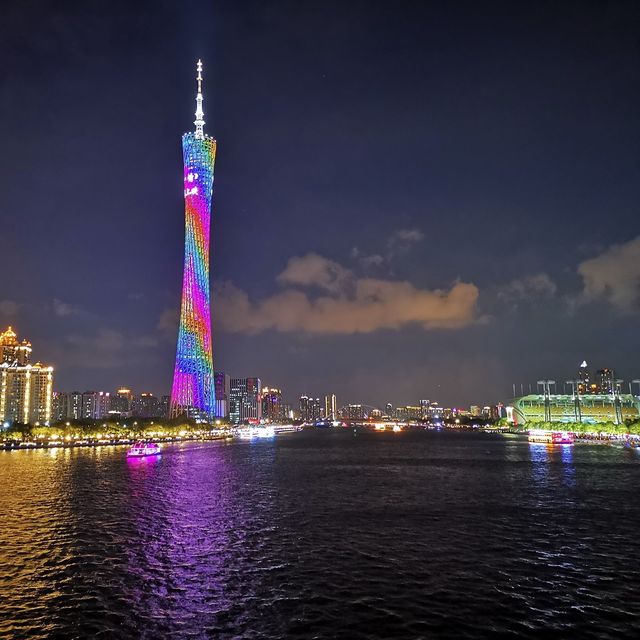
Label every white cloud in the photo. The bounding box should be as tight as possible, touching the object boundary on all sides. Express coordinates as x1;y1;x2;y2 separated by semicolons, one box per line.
498;273;557;303
390;228;424;245
387;228;425;257
216;253;478;335
578;236;640;312
53;298;79;317
352;228;425;271
276;253;353;293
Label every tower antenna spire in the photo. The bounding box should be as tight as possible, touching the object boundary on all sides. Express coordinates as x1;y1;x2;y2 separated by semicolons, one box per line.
194;59;205;139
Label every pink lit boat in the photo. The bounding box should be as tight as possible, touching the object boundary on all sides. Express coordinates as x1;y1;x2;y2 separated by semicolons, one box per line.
127;441;161;457
528;430;574;445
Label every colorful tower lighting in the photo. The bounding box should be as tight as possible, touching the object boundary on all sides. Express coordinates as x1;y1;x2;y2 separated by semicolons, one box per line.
170;60;216;420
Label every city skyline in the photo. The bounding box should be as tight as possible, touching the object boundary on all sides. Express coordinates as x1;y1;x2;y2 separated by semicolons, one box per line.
1;1;639;406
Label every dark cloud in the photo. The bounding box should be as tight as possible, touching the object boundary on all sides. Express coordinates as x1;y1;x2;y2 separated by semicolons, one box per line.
578;236;640;312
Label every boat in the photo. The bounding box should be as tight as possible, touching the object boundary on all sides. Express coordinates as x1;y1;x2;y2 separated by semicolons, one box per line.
127;441;161;457
236;425;275;440
551;431;575;445
528;429;574;445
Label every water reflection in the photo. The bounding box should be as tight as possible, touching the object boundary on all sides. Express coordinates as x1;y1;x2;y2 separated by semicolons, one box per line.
2;433;640;639
528;441;576;491
121;441;275;635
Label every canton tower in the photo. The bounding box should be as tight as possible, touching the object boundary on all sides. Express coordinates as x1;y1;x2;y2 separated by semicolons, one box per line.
170;60;216;419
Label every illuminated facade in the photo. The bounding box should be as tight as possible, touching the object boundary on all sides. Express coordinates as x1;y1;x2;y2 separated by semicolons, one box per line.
109;387;133;415
508;394;640;425
229;378;262;424
0;363;53;424
300;395;321;422
80;391;111;420
324;394;337;420
214;371;230;419
0;327;53;424
1;326;32;366
171;60;217;420
262;387;283;422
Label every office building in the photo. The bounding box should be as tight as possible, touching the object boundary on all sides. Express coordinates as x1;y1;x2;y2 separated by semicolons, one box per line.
133;393;159;418
229;377;262;424
300;395;321;422
109;388;133;415
262;387;283;422
214;371;230;419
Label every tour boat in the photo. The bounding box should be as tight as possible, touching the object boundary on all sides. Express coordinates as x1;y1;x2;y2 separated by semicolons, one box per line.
528;429;574;445
127;441;161;457
236;425;275;440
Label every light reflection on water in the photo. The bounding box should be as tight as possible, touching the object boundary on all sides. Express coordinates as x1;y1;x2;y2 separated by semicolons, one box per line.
1;430;640;639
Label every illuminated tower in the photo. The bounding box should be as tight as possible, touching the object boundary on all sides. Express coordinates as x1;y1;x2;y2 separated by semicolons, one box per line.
171;60;216;420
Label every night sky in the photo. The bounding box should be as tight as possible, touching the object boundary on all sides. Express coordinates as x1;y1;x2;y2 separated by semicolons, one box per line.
1;0;639;408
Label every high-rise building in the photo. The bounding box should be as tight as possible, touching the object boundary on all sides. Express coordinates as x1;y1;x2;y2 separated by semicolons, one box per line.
578;360;598;394
300;395;321;422
0;363;53;424
419;399;430;419
405;406;422;420
69;392;82;419
348;404;365;420
229;378;262;424
299;395;310;421
1;326;32;366
171;60;216;421
384;403;393;417
109;388;133;415
133;393;159;418
324;394;337;420
81;391;111;420
52;391;109;420
52;391;65;421
214;371;230;419
597;368;615;394
79;391;111;420
262;387;283;422
159;395;171;419
0;327;53;425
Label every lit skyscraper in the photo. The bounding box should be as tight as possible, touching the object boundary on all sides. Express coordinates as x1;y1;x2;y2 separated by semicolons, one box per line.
229;378;262;424
0;327;53;425
324;394;337;420
214;371;230;419
171;60;216;420
262;387;283;422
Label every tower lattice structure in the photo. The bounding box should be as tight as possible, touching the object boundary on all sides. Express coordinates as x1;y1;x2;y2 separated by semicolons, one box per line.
171;60;216;419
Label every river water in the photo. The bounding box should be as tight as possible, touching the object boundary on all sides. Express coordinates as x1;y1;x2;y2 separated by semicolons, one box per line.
1;429;639;639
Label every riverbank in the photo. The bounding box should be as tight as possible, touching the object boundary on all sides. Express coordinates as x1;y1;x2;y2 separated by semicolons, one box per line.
1;432;232;451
